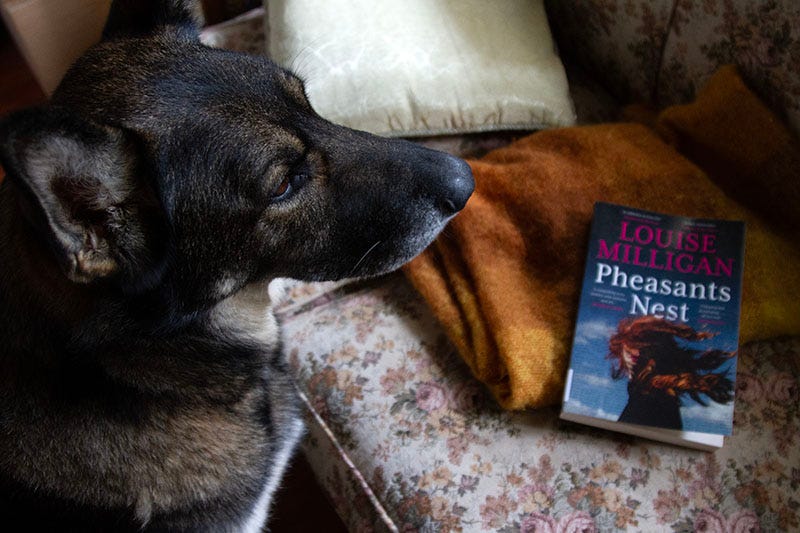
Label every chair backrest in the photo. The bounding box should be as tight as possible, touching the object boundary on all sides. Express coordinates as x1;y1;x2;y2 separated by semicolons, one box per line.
546;0;800;136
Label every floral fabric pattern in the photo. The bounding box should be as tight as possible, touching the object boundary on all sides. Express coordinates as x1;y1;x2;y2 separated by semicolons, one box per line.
544;0;675;104
546;0;800;135
276;275;800;532
658;0;800;135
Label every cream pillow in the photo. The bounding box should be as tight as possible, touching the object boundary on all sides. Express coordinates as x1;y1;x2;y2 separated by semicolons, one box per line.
267;0;576;136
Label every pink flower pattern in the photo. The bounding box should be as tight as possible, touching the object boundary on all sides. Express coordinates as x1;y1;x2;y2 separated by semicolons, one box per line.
277;274;799;531
546;0;800;135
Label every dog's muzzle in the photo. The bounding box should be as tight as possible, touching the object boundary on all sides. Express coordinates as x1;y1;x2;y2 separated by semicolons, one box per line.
423;152;475;217
435;155;474;216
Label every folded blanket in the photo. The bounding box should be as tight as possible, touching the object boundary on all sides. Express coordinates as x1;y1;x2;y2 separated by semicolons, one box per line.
404;66;800;410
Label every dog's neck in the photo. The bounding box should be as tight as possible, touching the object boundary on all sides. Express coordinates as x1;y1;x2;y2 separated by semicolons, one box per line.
208;279;280;352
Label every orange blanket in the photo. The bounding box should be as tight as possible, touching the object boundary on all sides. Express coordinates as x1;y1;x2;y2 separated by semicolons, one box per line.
404;66;800;410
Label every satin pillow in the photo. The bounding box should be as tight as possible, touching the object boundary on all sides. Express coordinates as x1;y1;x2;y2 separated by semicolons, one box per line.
267;0;576;136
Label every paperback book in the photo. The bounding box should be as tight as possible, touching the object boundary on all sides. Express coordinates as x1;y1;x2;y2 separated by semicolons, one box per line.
560;202;745;451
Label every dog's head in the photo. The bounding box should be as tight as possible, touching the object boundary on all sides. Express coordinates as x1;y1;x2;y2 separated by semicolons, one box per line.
0;0;473;312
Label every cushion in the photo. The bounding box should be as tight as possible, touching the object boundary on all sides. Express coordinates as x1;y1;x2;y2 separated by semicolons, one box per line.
275;274;800;531
267;0;576;136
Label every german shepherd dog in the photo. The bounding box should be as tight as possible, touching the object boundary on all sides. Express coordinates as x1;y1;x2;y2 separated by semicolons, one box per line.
0;1;473;530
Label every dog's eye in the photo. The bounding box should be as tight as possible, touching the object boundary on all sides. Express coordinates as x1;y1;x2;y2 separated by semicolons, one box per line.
272;177;291;199
270;172;310;202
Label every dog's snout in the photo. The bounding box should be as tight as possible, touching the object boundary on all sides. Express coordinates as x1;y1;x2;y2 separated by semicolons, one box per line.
437;156;474;216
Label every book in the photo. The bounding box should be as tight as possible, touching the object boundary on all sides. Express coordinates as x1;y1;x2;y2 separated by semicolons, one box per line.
560;202;745;451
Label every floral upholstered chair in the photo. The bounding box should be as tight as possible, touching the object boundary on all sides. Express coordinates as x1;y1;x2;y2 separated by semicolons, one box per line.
201;1;800;530
275;277;797;532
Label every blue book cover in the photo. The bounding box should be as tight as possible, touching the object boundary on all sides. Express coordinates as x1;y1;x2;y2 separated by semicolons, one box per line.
560;202;745;450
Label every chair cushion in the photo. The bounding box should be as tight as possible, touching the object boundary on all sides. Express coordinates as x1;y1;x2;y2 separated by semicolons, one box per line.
267;0;576;136
276;274;800;531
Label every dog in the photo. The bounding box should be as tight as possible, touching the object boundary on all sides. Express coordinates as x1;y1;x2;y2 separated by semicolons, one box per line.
0;1;473;530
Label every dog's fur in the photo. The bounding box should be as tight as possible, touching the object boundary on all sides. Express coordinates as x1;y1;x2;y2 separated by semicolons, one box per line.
0;1;473;530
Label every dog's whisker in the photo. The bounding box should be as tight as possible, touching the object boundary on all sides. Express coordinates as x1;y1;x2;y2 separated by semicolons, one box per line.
349;240;382;276
288;36;327;81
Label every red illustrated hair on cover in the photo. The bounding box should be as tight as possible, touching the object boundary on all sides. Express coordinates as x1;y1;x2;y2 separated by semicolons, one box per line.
607;316;734;430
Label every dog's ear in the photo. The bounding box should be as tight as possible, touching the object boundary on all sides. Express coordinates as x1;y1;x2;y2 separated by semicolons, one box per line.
103;0;203;39
0;107;154;284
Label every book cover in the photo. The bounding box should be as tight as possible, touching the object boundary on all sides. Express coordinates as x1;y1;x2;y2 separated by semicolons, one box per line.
560;202;745;451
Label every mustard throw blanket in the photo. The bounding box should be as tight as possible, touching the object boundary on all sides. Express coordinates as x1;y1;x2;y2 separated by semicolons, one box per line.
404;66;800;410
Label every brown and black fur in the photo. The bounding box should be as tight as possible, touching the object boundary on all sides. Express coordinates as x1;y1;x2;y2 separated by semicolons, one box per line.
0;1;474;530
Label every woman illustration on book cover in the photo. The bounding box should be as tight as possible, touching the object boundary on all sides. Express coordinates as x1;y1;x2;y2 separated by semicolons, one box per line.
607;316;735;430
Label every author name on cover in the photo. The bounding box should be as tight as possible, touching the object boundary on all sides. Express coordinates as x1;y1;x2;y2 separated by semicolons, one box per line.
593;220;736;322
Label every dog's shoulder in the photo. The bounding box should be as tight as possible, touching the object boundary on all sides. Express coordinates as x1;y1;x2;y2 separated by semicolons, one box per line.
0;281;298;530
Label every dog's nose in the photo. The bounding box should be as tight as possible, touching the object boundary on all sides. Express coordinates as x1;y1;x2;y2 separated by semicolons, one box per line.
437;155;474;215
